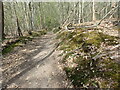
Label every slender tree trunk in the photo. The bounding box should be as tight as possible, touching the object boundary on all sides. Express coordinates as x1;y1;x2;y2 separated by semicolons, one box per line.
92;0;96;21
31;3;35;30
78;1;81;24
28;2;34;31
41;3;46;29
61;3;64;24
24;2;29;32
13;2;23;37
39;2;43;29
0;1;4;40
80;0;84;23
16;18;23;36
118;1;120;20
73;2;76;24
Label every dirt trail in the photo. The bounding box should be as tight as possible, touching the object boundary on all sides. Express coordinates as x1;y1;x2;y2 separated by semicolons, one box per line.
3;32;70;88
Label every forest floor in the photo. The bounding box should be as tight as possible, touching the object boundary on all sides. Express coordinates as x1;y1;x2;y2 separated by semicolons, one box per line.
56;19;120;88
2;19;120;88
2;32;71;88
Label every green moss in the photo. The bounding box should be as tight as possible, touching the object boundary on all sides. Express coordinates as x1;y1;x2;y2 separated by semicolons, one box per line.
57;31;76;40
59;45;70;50
53;28;60;33
2;43;18;55
85;32;102;47
72;34;84;44
31;30;47;37
3;30;47;55
84;31;119;47
57;29;120;88
64;56;120;88
100;58;119;80
2;37;30;55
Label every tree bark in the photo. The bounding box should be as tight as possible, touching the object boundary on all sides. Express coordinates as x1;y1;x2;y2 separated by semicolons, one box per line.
92;0;96;21
78;2;80;24
16;18;23;36
0;1;4;40
39;2;43;29
28;2;34;31
80;0;84;23
118;1;120;20
13;2;23;37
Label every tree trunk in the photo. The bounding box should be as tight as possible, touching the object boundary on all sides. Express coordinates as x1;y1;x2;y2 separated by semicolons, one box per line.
39;2;43;29
80;0;84;23
78;1;81;24
0;1;4;40
28;2;34;31
16;18;23;36
13;2;23;37
92;0;96;21
118;1;120;20
23;2;29;32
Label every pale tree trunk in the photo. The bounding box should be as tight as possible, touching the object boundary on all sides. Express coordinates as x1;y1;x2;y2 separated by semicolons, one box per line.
61;3;64;24
42;3;46;29
74;2;79;24
8;3;15;36
0;1;4;40
28;2;34;31
24;2;29;32
81;0;84;23
73;2;76;24
78;1;81;24
75;4;78;24
31;3;35;30
65;2;70;24
92;0;96;21
39;2;43;29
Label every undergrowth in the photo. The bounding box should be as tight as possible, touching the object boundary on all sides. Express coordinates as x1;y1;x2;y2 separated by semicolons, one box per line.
2;30;47;55
57;29;120;88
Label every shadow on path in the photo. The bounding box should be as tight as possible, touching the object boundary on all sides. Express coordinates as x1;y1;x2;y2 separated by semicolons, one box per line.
3;42;59;88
